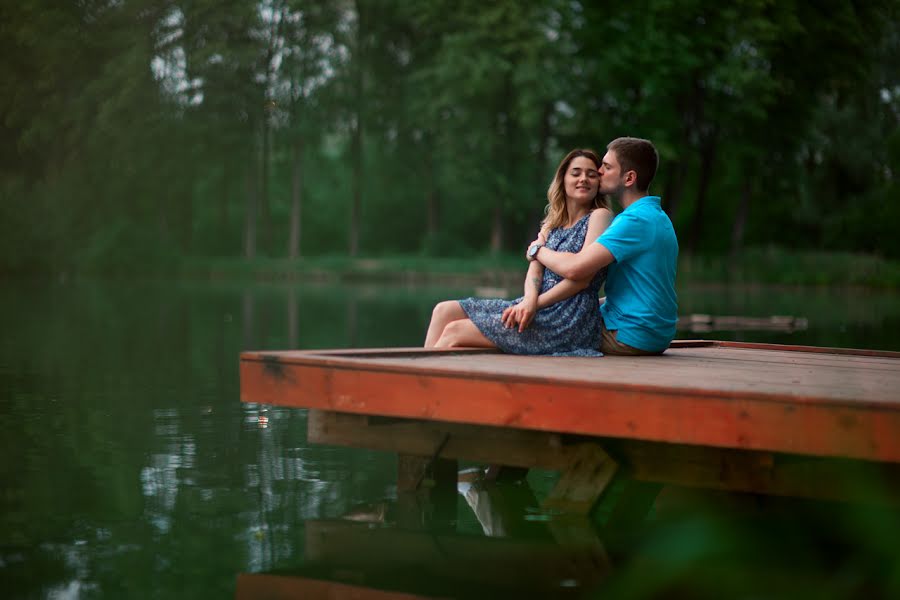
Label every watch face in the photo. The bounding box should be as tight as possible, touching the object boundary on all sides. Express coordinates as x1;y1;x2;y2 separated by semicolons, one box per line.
528;244;539;257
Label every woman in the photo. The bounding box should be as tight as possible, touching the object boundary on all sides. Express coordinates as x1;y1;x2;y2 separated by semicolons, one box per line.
424;149;613;356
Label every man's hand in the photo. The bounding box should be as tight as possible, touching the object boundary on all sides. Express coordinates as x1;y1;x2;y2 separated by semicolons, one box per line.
501;297;538;332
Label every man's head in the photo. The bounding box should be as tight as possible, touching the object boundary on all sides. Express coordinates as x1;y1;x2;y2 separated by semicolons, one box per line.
600;137;659;197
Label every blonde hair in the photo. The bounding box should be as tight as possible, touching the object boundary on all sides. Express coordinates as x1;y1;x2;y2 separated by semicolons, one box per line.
541;149;609;231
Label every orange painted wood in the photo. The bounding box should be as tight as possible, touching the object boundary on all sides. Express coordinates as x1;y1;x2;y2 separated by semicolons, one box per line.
240;342;900;463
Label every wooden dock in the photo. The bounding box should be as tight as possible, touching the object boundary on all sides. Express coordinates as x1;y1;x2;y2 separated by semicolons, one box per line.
240;341;900;514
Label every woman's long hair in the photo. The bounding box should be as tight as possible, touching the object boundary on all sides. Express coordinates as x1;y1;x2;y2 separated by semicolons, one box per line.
541;149;609;231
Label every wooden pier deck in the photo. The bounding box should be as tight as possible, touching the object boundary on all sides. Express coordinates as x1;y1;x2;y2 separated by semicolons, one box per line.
240;341;900;511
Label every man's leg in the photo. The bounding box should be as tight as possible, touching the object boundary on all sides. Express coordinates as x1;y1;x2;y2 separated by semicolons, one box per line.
425;301;467;347
434;318;496;349
599;317;661;356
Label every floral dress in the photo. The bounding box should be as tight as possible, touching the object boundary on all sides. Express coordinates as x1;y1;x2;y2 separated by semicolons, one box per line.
459;213;606;356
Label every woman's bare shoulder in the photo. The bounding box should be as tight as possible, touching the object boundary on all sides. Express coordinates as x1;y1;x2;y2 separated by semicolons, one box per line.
590;208;614;223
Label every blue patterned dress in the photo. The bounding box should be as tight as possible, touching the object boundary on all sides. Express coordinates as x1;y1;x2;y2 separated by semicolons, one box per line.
459;213;607;356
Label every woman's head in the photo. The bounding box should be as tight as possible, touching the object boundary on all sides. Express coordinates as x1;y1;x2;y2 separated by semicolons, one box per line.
543;149;608;230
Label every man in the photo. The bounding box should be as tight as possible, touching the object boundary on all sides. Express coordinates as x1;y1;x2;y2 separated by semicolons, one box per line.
527;137;678;355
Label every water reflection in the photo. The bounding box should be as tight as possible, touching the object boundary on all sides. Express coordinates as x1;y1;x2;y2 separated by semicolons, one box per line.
234;476;900;599
236;512;609;599
0;280;898;598
232;281;900;352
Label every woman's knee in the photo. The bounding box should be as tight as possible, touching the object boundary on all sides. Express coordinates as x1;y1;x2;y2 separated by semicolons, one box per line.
432;300;456;315
432;300;463;322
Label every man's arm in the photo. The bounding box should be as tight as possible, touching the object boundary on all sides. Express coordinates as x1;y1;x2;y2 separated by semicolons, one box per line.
533;209;612;303
534;241;615;281
534;276;590;309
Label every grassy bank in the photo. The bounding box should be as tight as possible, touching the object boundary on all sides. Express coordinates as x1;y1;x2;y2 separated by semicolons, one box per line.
679;248;900;289
168;247;900;290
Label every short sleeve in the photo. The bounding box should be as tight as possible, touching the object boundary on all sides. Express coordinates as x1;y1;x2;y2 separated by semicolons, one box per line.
597;211;650;263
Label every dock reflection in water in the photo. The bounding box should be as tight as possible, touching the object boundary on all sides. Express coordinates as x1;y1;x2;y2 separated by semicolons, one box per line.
236;476;900;600
237;475;610;599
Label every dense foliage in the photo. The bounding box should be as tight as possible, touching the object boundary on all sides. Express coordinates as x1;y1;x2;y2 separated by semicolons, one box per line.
2;0;898;274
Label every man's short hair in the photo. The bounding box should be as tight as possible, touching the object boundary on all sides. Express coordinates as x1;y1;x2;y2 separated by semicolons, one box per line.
607;137;659;192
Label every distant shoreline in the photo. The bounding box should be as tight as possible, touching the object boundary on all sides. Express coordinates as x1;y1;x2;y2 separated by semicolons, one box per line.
5;248;899;290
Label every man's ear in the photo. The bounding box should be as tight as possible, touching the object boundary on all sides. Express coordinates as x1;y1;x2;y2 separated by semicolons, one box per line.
623;170;638;188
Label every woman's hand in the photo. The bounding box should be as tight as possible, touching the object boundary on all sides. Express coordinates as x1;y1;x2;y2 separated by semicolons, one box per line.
501;297;538;332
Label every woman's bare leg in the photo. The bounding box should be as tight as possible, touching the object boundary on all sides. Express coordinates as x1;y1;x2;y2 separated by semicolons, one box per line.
424;301;468;347
434;318;496;349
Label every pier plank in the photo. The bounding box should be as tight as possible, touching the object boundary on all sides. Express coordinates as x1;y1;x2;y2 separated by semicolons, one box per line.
242;342;900;463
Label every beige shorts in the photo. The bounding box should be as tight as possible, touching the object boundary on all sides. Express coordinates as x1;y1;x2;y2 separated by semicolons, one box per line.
599;318;662;356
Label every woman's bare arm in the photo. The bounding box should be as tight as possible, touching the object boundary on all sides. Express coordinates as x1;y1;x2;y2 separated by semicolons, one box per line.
534;209;613;309
523;246;545;300
501;226;547;330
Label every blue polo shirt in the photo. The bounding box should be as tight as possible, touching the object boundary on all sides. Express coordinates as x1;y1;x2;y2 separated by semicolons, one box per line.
597;196;678;352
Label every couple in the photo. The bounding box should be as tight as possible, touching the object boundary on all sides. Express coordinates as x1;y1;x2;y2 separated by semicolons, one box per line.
424;137;678;356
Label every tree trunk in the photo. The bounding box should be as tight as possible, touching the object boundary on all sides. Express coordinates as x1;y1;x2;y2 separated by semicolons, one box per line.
730;169;752;260
287;287;298;349
425;132;439;240
346;295;358;347
219;157;230;232
259;120;271;256
350;114;362;257
242;289;256;350
288;136;304;258
490;205;504;255
490;77;515;255
349;0;365;257
158;188;169;245
529;101;553;240
180;185;193;253
243;164;257;259
669;75;706;220
258;6;284;257
662;158;687;219
687;136;717;255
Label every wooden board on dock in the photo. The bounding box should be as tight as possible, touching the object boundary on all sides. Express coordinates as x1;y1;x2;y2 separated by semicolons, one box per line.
241;341;900;464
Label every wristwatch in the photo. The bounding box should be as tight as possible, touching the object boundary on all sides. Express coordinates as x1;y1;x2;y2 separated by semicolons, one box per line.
527;241;544;259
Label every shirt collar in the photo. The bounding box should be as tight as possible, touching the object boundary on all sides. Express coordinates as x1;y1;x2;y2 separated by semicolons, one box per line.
624;195;661;210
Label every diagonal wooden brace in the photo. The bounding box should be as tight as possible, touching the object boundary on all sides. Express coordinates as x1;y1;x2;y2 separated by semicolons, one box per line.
543;443;619;516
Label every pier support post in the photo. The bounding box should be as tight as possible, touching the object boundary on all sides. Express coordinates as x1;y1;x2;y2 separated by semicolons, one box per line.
397;453;458;529
543;443;619;516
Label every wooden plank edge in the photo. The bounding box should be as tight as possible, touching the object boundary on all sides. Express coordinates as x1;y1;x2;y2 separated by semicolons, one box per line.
711;340;900;359
240;339;899;362
240;347;499;360
241;361;900;462
238;341;715;362
239;351;900;412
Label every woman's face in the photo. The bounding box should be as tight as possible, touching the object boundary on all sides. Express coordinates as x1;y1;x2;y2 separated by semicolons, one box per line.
563;156;601;204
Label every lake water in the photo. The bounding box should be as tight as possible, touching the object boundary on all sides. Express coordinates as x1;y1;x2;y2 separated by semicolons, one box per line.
2;280;899;598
